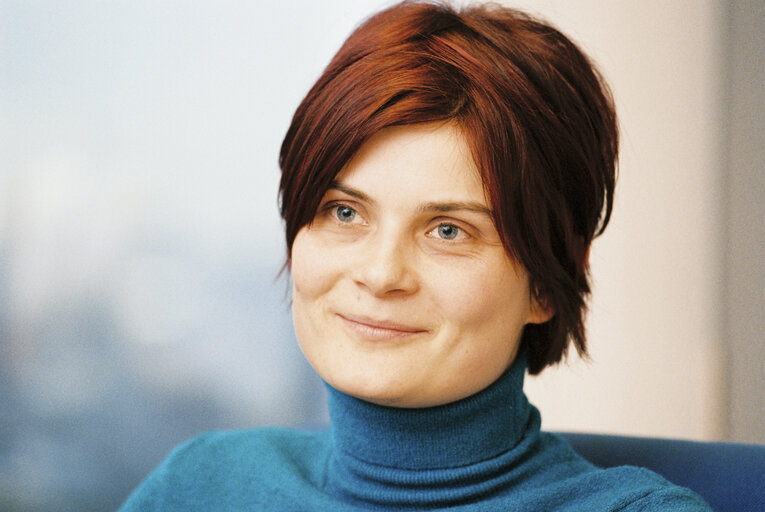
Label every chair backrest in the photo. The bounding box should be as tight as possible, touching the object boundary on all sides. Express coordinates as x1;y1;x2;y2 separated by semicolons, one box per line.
558;432;765;512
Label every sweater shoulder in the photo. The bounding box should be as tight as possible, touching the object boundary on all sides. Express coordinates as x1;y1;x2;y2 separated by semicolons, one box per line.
580;466;711;511
118;428;332;511
522;433;712;511
173;427;331;469
612;475;714;511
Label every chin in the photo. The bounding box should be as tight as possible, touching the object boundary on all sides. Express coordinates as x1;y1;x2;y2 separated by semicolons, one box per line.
325;368;425;408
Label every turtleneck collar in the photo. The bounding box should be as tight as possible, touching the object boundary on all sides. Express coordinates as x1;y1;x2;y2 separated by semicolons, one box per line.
326;350;533;470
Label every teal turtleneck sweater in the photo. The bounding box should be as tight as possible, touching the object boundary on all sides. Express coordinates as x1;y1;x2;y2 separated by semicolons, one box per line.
120;354;711;511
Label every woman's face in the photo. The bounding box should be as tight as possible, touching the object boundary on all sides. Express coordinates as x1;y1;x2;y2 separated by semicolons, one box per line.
291;122;551;408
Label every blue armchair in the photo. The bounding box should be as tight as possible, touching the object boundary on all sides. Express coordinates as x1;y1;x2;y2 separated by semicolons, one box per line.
558;432;765;512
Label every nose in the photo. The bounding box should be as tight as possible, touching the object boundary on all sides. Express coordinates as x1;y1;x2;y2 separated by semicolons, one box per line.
351;230;419;298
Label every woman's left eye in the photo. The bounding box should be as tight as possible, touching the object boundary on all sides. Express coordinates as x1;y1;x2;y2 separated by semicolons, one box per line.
428;223;464;241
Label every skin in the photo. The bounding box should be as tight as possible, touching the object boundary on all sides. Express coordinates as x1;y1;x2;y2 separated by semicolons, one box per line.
290;122;552;408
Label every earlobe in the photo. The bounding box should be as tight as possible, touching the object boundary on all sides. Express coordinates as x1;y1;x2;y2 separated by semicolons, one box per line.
580;244;591;270
528;298;555;325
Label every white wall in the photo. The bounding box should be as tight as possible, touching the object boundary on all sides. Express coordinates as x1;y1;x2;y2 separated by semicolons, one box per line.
513;1;727;440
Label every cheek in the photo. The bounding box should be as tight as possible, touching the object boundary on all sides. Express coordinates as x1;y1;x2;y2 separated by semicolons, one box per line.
291;230;334;362
430;258;531;333
291;228;338;299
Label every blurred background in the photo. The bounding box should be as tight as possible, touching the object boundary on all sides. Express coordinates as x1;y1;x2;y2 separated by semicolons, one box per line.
1;1;762;511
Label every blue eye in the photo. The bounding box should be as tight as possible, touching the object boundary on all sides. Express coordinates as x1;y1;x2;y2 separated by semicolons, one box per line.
334;205;357;223
437;224;460;240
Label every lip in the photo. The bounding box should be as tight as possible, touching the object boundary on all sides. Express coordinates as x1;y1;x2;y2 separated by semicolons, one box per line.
336;313;427;341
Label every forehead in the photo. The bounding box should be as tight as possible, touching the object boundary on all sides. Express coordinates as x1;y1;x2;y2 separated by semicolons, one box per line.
336;122;487;205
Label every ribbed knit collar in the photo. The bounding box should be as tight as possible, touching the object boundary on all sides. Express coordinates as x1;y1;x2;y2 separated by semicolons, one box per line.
326;351;532;470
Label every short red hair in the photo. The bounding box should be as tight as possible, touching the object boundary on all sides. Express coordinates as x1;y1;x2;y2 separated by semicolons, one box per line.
279;1;618;374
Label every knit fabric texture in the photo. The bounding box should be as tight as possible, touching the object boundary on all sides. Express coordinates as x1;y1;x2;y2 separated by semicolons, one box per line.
120;353;711;511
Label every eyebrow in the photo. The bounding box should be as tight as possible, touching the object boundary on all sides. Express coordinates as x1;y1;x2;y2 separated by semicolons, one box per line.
329;181;493;217
416;201;493;217
328;181;375;205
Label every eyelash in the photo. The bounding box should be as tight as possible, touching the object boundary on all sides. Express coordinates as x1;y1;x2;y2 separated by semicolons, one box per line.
426;222;469;242
321;202;472;242
324;203;365;226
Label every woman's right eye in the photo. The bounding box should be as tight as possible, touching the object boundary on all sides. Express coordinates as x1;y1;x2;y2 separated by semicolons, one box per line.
332;205;358;223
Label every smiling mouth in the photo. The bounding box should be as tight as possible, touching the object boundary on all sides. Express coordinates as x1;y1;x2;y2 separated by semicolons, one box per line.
336;314;427;341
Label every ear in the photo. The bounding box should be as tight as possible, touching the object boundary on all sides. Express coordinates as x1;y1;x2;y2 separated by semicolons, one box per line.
580;244;591;270
525;242;591;325
527;295;555;325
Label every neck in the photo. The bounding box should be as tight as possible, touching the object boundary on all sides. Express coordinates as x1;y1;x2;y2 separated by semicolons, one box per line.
326;351;533;470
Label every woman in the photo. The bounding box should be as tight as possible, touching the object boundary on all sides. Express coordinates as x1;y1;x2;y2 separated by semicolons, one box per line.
121;2;711;510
